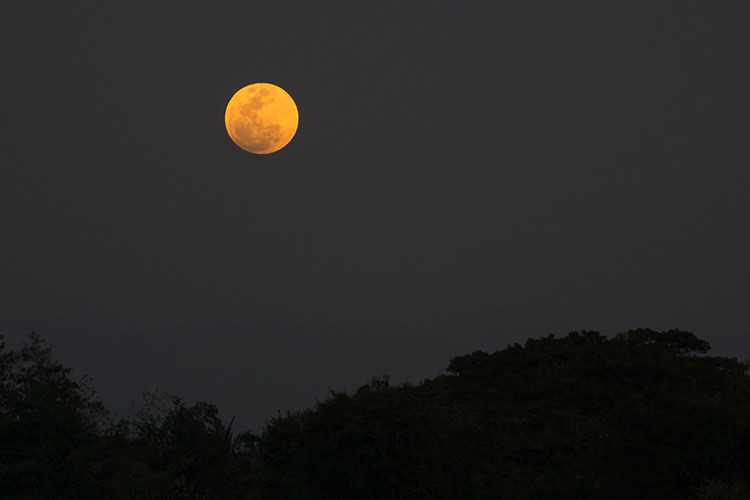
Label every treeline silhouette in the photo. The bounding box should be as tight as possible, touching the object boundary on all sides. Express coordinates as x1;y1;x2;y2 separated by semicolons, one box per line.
1;329;749;498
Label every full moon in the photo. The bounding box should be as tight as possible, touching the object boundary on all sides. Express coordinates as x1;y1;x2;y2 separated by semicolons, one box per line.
225;83;299;154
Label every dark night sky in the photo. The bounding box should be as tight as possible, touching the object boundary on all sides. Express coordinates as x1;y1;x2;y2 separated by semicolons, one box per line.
2;2;749;429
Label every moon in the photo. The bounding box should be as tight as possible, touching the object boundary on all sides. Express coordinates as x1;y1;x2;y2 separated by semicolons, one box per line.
225;83;299;154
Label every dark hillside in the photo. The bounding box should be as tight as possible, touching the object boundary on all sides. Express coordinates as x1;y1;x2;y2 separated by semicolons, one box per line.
247;329;750;499
2;329;749;498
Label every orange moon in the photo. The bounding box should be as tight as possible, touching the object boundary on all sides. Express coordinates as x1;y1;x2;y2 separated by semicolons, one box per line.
224;83;299;154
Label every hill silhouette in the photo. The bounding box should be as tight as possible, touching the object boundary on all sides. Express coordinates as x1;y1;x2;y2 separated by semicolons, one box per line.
2;328;748;498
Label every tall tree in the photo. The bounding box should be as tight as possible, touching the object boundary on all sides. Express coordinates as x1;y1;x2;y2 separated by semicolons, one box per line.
0;333;107;497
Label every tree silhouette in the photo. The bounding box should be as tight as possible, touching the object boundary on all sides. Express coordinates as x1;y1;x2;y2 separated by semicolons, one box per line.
248;329;750;498
2;328;749;498
0;332;107;497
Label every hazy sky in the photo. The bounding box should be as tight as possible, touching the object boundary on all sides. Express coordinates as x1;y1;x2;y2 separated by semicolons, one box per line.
2;3;749;348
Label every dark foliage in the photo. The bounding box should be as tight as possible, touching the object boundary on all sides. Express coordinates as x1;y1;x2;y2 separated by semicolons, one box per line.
96;393;247;499
247;329;750;499
2;329;749;499
0;333;107;498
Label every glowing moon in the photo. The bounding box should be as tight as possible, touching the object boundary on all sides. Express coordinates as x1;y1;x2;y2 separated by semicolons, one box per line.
225;83;299;154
